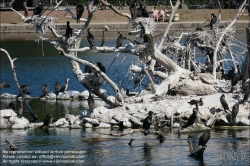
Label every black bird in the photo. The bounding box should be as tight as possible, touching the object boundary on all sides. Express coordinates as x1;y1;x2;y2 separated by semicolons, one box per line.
136;3;143;17
141;5;149;17
0;81;10;88
33;3;43;16
129;2;137;20
65;21;73;38
187;108;198;127
40;85;49;98
248;4;250;16
228;66;235;78
116;32;123;48
195;27;203;31
128;139;134;146
87;90;95;111
142;111;153;135
76;4;84;24
220;94;229;112
198;130;211;146
231;66;241;92
94;62;106;73
210;13;217;30
134;73;143;89
188;98;204;106
16;85;31;98
231;102;239;126
87;28;97;51
58;78;70;94
243;89;250;102
18;101;23;118
54;82;61;95
207;50;214;63
40;114;53;128
85;65;93;73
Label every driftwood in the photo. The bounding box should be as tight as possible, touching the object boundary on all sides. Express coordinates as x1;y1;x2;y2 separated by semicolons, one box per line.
96;128;140;136
5;138;17;150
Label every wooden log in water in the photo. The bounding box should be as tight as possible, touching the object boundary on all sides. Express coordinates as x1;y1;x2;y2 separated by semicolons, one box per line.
5;138;17;150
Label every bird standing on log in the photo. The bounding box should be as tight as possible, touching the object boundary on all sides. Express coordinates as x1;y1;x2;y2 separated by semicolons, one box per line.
231;102;239;126
16;85;31;98
129;2;137;20
87;28;97;51
143;111;153;135
88;90;95;112
210;13;217;30
33;3;43;16
59;78;70;94
116;32;123;48
40;114;53;128
94;62;106;73
65;21;72;39
40;85;49;98
187;108;198;127
76;4;84;24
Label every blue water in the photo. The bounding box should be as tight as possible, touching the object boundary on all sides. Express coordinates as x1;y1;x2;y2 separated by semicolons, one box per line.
0;34;249;165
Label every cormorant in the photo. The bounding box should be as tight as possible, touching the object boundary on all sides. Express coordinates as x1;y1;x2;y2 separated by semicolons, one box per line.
87;90;95;111
231;102;239;125
128;139;134;146
220;94;229;112
188;98;204;106
39;84;49;98
134;73;143;89
141;5;149;17
137;3;143;17
231;66;241;92
76;4;84;24
54;82;61;95
143;111;153;135
198;130;211;146
243;89;250;102
33;3;43;16
129;2;137;20
187;108;198;127
58;78;70;94
65;21;73;38
248;4;250;15
16;85;31;98
85;65;93;73
87;28;97;51
0;81;10;88
116;32;123;48
207;50;214;63
210;13;217;30
40;114;53;128
195;27;203;31
228;66;235;78
94;62;106;73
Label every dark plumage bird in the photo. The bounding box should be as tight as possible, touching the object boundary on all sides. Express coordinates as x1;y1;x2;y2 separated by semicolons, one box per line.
39;85;49;98
129;2;137;20
0;81;10;88
40;114;53;128
136;4;142;17
59;78;70;94
76;4;84;24
85;65;93;73
231;66;241;92
195;27;203;31
143;111;153;135
87;28;97;51
207;50;214;63
65;21;72;38
16;85;31;98
220;94;229;112
198;130;211;146
210;13;217;30
87;90;95;111
187;108;198;127
128;139;134;146
228;66;235;78
134;73;143;89
243;89;250;102
116;32;123;48
94;62;106;73
33;3;43;16
231;102;239;125
141;5;149;17
188;98;204;106
54;82;61;95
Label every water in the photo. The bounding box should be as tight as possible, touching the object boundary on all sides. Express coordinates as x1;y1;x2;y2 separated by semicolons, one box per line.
0;32;249;165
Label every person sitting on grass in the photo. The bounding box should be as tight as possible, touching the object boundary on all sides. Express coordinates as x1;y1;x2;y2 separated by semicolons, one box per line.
152;6;159;22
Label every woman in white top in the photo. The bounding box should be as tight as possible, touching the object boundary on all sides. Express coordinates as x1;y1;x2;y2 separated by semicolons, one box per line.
152;6;159;22
159;7;168;22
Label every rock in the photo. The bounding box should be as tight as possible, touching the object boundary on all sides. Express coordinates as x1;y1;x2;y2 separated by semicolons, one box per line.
85;123;93;128
110;119;118;125
67;91;80;98
57;92;71;99
0;117;10;129
83;117;99;126
238;118;250;126
215;113;232;126
27;122;43;128
0;93;17;99
65;114;81;125
79;90;89;99
54;118;69;127
181;123;211;133
0;109;17;118
122;118;132;128
46;92;56;99
112;114;123;122
99;115;110;124
9;116;29;129
172;122;180;128
70;124;82;129
99;122;111;128
130;116;142;127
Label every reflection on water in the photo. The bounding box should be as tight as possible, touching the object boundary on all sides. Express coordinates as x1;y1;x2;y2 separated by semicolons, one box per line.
0;128;249;165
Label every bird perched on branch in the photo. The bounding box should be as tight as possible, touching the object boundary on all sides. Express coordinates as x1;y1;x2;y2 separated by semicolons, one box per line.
141;5;149;17
40;114;53;128
33;3;43;16
129;2;137;20
88;90;95;112
94;62;106;73
188;98;204;107
231;102;239;126
116;32;123;48
16;85;31;98
210;13;217;30
59;78;70;94
54;82;61;95
87;28;97;51
143;111;153;135
220;94;229;112
76;4;84;24
65;21;72;38
39;84;49;98
186;108;198;127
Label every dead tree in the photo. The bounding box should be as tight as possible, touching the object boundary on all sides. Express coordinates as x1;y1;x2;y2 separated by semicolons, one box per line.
11;0;249;107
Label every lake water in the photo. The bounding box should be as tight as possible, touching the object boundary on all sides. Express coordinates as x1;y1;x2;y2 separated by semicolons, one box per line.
0;31;249;165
